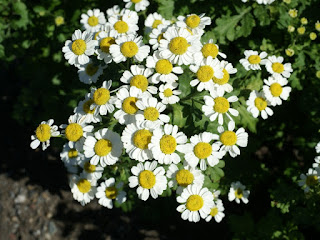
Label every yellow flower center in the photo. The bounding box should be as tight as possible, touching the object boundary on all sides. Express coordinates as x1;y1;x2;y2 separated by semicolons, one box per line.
88;16;99;26
185;15;201;29
186;195;204;211
68;149;78;158
65;123;83;142
270;83;283;97
194;142;212;159
155;59;173;74
131;0;142;3
157;33;164;43
122;97;139;115
71;39;86;55
93;88;110;105
94;139;112;157
159;135;177;154
214;97;230;113
133;129;152;149
297;26;305;35
248;55;261;64
220;131;237;146
55;16;64;26
201;43;218;58
175;169;194;187
306;175;318;186
139;170;156;189
35;124;51;142
84;162;96;173
144;107;160;121
130;75;149;92
213;69;230;85
85;64;99;76
105;186;118;199
235;188;243;199
272;62;284;73
254;97;267;111
83;99;95;114
210;207;219;217
114;20;129;33
77;179;91;193
100;37;116;53
197;65;214;82
163;88;173;97
121;41;139;58
169;37;189;55
152;20;162;29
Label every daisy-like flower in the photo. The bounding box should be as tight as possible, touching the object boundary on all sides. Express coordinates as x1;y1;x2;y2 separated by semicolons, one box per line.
298;168;320;193
108;10;139;36
176;13;211;32
123;0;150;12
228;181;250;204
158;26;201;65
146;51;184;83
74;93;102;124
60;113;94;151
159;82;181;105
89;80;115;116
183;132;225;170
128;161;167;201
205;199;225;223
96;178;127;208
213;121;248;158
79;159;104;180
262;75;292;106
120;65;156;96
121;121;157;162
246;90;273;119
30;119;60;151
239;50;268;71
83;128;123;167
96;30;117;64
148;25;168;50
80;9;106;32
77;60;106;85
202;90;239;125
149;124;187;165
167;163;204;194
62;29;97;66
110;34;150;63
194;39;227;62
135;97;170;126
265;55;293;78
70;173;97;206
60;142;85;174
212;60;237;94
189;56;224;92
176;184;214;223
114;86;147;125
144;13;171;33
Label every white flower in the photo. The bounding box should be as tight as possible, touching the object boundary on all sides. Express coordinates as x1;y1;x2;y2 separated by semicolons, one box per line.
30;119;60;151
79;159;104;180
213;121;248;158
80;9;106;32
74;93;102;124
159;82;181;105
108;10;139;36
183;132;225;170
106;5;121;18
83;128;123;167
202;90;239;125
148;25;168;50
96;178;127;208
316;142;320;154
62;29;97;66
211;60;237;94
96;30;117;64
228;181;250;204
77;60;106;84
194;39;226;62
70;173;97;206
176;13;211;32
265;55;293;78
128;161;167;201
246;90;273;119
256;0;276;5
167;163;204;194
176;185;214;223
60;142;85;174
313;156;320;168
298;168;320;193
262;75;292;106
109;34;150;63
144;12;171;33
239;50;268;71
149;124;187;164
123;0;150;12
89;80;115;116
205;199;225;223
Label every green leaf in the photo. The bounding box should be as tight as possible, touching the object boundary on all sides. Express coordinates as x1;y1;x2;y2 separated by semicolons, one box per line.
172;104;187;127
156;0;174;19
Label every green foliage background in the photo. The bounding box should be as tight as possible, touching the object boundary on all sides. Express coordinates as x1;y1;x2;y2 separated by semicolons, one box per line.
2;0;320;238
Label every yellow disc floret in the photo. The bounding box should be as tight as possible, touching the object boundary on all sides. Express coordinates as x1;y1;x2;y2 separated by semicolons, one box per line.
169;37;189;55
144;107;159;121
85;64;99;76
159;135;177;154
84;162;96;173
88;16;99;26
270;83;283;97
186;195;204;211
235;188;243;199
65;123;83;142
248;55;261;64
214;97;230;113
175;169;194;187
194;142;212;159
210;207;219;217
133;129;152;149
94;139;112;156
35;124;51;142
163;88;173;97
272;62;284;73
131;0;142;3
213;69;230;85
122;97;139;114
121;41;139;58
197;65;214;82
220;131;237;146
201;43;218;58
130;75;149;92
93;88;110;105
77;179;91;193
114;20;129;33
186;15;201;29
83;99;95;114
152;20;162;29
100;37;115;53
155;59;173;74
105;186;118;199
306;175;318;186
254;97;267;111
68;149;78;158
72;39;86;55
139;170;156;189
